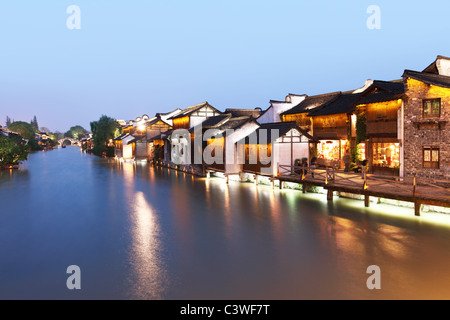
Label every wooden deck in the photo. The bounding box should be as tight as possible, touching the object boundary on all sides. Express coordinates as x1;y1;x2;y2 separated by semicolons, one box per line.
277;165;450;216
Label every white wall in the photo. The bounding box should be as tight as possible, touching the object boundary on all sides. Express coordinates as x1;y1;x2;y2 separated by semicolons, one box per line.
258;94;306;124
190;116;207;128
277;143;309;166
437;58;450;76
224;121;260;174
123;144;133;159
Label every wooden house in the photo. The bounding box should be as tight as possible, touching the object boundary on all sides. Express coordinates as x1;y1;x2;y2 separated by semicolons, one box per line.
195;114;260;174
113;133;136;160
307;91;362;169
281;92;341;134
239;122;315;176
166;102;222;165
354;80;405;176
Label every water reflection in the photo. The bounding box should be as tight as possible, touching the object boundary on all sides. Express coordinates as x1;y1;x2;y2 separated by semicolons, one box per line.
2;148;450;299
121;162;166;299
128;191;165;299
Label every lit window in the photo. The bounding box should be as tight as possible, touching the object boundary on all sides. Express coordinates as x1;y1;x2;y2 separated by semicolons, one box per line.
422;99;441;118
423;147;439;168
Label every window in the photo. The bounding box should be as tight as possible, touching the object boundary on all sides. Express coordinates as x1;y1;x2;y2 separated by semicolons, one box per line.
422;99;441;118
423;147;440;168
372;142;400;168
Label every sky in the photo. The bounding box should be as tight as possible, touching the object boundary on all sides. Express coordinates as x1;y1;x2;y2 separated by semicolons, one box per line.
0;0;449;132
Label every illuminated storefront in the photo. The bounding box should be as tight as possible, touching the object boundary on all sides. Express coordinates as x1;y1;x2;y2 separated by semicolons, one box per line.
370;140;400;176
357;143;366;161
373;142;400;167
317;140;349;168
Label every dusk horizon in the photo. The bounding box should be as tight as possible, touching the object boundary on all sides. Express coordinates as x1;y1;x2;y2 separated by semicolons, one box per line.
1;1;449;132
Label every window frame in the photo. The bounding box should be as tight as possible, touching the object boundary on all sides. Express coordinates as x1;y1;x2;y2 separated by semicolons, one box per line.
422;98;441;119
423;146;440;169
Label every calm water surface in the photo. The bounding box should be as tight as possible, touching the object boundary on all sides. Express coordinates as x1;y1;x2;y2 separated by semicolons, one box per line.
1;147;450;300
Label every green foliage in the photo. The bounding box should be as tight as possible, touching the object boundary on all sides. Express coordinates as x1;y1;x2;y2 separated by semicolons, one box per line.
90;115;120;157
6;116;12;128
65;125;88;139
43;138;58;148
0;135;29;168
105;146;115;157
356;109;367;144
27;139;42;151
8;121;36;140
52;131;64;140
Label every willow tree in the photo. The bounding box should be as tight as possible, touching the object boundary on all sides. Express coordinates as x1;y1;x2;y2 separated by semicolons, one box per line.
90;115;120;157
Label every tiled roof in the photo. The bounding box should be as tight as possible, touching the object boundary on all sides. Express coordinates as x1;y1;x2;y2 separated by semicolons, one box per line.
281;92;341;116
403;69;450;88
308;92;362;116
356;80;405;105
240;121;315;144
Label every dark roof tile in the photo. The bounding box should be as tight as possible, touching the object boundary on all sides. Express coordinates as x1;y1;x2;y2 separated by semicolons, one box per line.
403;69;450;88
281;92;341;116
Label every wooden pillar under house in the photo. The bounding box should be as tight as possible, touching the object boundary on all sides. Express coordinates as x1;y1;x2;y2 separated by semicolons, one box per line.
327;189;333;201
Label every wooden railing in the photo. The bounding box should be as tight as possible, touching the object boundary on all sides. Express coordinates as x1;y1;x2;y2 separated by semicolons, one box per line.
278;164;450;198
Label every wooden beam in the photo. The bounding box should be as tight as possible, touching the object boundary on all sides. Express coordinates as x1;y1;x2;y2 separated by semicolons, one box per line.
365;194;370;207
415;200;421;217
327;189;333;201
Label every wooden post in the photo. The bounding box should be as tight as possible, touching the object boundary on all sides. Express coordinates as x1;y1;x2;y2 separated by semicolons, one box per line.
280;180;283;190
327;189;333;201
302;183;307;194
364;194;370;207
254;174;258;185
290;131;294;175
271;178;275;189
413;173;417;197
414;200;421;216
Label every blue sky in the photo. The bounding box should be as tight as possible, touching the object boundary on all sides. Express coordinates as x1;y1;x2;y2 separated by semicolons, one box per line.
0;0;449;132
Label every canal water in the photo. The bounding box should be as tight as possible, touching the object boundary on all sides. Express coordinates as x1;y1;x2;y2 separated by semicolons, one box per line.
1;147;450;300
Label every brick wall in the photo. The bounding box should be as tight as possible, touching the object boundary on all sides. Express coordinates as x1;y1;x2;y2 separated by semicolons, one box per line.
403;78;450;180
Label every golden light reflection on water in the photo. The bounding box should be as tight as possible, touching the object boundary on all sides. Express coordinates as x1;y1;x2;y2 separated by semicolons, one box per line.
122;163;165;299
118;163;450;299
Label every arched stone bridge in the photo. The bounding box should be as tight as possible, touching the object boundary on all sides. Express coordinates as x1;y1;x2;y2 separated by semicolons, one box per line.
58;138;80;146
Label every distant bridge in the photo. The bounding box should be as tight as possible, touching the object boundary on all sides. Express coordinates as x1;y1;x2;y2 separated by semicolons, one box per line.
58;138;80;147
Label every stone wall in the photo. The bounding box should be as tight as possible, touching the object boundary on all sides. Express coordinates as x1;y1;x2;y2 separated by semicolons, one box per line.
403;78;450;180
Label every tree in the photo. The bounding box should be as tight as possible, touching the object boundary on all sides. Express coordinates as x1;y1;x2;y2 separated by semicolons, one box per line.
0;135;29;168
52;131;64;140
8;121;36;140
6;116;11;128
30;116;39;132
64;125;88;139
90;115;120;157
